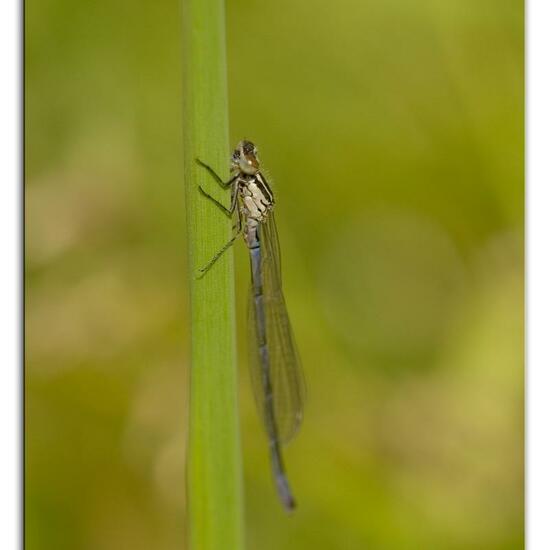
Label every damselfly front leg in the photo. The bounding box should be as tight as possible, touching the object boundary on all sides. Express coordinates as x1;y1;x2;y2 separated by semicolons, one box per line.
195;158;238;189
196;157;239;217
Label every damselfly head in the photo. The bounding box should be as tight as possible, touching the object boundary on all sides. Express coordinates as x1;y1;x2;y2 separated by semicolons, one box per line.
232;140;260;175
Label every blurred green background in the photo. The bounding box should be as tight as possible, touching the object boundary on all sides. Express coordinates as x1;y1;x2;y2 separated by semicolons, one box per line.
25;0;523;548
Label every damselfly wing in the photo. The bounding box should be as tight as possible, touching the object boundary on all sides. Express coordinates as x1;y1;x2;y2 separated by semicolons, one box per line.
247;213;305;445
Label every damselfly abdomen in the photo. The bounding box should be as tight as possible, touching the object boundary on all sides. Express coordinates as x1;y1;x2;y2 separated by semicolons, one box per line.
197;140;305;511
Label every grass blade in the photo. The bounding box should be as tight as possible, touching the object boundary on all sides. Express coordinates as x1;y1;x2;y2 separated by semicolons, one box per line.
182;0;244;548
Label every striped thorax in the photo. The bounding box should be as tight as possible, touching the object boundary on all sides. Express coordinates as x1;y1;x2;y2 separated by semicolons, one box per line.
231;140;275;243
240;172;274;223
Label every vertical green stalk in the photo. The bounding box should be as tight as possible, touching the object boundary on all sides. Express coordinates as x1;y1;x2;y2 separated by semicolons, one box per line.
182;1;244;549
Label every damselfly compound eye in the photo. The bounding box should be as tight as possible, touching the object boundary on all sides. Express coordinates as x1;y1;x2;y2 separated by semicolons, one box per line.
232;140;259;175
241;140;255;154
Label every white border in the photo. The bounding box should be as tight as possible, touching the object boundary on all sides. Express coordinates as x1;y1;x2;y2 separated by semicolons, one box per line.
527;0;550;548
0;0;22;547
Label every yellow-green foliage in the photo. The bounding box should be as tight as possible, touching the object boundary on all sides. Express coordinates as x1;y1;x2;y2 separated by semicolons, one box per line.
25;0;523;548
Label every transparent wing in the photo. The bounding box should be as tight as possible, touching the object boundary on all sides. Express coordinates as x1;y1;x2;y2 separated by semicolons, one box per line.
248;213;306;444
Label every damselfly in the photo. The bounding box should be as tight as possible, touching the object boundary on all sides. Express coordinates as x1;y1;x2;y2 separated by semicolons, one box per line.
196;140;305;511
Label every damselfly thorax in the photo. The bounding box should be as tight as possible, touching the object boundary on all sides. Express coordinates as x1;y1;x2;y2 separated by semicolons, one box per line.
237;171;275;247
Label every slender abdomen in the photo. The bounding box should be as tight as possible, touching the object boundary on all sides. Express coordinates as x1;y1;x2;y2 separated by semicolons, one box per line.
248;229;295;510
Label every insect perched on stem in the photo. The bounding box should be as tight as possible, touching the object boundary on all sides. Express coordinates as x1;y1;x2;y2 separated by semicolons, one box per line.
196;140;305;511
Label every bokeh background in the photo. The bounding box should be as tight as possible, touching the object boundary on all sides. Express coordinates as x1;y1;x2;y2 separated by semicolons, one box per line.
25;0;524;548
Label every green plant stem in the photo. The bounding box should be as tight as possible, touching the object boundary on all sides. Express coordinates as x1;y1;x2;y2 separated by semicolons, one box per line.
182;1;244;548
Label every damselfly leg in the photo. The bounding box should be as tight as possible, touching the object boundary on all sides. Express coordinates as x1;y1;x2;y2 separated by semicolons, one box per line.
195;158;237;189
196;159;242;277
197;225;242;276
198;186;235;217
